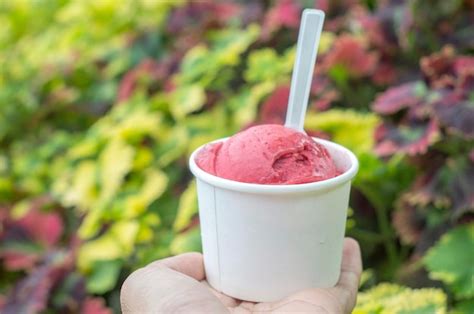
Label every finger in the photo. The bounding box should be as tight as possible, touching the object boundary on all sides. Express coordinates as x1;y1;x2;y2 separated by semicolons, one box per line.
157;253;241;308
336;238;362;293
332;237;362;313
150;252;206;281
121;254;228;313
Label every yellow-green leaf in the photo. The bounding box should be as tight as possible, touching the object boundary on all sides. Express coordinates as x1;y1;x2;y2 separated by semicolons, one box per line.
136;224;154;243
133;147;153;170
170;84;206;120
157;126;189;167
78;234;122;272
11;199;31;219
319;31;335;54
78;220;139;272
111;220;139;254
59;161;97;209
173;180;197;232
232;81;276;127
244;47;294;83
99;138;134;205
124;169;168;218
68;139;100;159
170;227;202;255
78;207;103;239
305;109;379;155
115;108;162;141
354;283;447;314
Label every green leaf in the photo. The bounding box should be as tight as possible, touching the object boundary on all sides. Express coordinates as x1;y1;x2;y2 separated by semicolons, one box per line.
177;24;259;88
86;259;122;294
424;223;474;299
329;64;349;86
173;180;197;232
156;125;189;167
170;227;202;255
453;299;474;313
359;269;375;288
230;81;276;127
244;46;295;83
178;45;213;85
208;24;260;66
124;169;168;218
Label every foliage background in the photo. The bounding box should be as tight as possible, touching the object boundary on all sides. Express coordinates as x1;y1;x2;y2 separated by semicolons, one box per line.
0;0;473;313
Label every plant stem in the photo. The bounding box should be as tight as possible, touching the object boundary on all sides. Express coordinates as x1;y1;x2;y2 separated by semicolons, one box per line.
358;185;399;273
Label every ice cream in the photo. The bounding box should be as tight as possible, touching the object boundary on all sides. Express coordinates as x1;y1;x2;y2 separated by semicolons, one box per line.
195;124;339;184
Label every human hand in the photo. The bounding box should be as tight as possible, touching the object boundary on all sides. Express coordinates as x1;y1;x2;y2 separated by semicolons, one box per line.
121;238;362;313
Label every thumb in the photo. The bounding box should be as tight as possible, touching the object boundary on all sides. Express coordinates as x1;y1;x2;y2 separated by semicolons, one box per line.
120;253;227;313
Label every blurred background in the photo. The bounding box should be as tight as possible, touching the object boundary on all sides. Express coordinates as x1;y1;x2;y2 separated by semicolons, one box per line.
0;0;473;313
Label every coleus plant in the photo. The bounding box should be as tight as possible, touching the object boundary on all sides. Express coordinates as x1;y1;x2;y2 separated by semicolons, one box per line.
373;46;474;304
0;197;111;313
0;0;472;312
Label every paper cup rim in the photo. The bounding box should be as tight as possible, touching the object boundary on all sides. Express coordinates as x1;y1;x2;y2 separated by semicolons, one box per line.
189;137;359;195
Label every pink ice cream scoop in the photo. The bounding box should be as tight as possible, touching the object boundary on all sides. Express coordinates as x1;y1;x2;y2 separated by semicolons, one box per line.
195;124;339;184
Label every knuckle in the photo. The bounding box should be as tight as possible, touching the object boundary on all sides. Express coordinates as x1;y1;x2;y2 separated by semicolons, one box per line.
120;266;149;301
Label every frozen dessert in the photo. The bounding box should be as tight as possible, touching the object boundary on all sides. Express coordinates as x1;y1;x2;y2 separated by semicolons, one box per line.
195;124;339;184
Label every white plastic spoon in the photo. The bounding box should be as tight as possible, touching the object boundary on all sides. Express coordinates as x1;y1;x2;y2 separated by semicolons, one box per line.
285;9;325;132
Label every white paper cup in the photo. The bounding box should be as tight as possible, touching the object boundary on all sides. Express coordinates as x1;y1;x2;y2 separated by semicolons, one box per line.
189;137;358;302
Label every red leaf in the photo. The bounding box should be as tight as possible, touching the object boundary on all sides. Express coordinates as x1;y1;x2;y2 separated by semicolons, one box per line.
213;3;241;22
117;71;135;102
314;0;330;11
261;0;301;39
322;35;378;78
0;294;5;310
358;10;397;56
371;62;397;85
259;85;290;124
454;56;474;97
393;202;424;245
310;76;339;110
453;56;474;76
2;265;53;314
402;159;474;220
375;120;439;157
420;45;456;89
2;252;72;314
81;297;112;314
117;58;167;103
372;82;423;115
434;99;474;138
19;209;63;248
3;251;38;271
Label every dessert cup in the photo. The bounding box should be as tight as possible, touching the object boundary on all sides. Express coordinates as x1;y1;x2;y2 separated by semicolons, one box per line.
189;137;359;302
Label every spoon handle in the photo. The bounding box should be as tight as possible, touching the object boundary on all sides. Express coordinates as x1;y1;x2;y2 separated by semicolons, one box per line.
285;9;325;132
